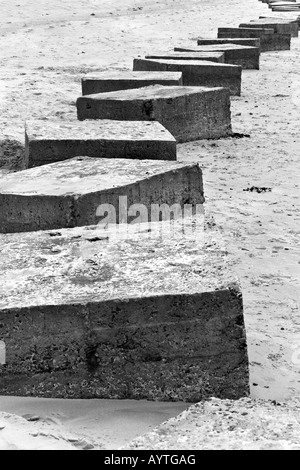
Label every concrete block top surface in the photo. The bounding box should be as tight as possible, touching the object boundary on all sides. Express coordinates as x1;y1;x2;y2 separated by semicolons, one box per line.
25;119;175;142
145;51;225;60
175;44;258;51
81;84;226;101
0;156;198;196
248;16;298;23
219;27;275;34
82;71;183;81
133;60;241;72
0;220;239;310
197;38;261;46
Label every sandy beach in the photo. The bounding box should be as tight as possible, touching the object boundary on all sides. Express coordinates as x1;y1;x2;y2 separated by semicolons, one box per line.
0;0;300;450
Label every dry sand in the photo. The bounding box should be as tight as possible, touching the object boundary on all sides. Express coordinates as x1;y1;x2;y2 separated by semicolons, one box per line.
0;0;300;450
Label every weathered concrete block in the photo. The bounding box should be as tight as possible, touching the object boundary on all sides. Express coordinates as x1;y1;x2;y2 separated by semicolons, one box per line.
174;44;260;70
81;71;183;96
239;19;298;37
272;5;300;12
218;27;291;51
0;220;249;401
0;156;204;233
76;85;232;141
133;59;241;96
145;51;225;63
259;14;300;27
25;120;177;168
197;37;261;49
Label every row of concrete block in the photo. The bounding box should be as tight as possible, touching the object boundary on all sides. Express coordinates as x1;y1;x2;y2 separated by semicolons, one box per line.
0;9;254;400
4;4;298;401
2;14;299;234
261;0;300;12
76;17;298;125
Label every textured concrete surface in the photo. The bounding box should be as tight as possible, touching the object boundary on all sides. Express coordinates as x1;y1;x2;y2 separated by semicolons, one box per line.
81;70;183;95
218;27;291;51
0;156;204;233
239;19;298;36
174;44;260;69
124;397;300;450
145;51;225;63
196;38;261;48
0;220;249;400
1;0;300;449
77;85;232;141
133;59;242;95
25;119;177;168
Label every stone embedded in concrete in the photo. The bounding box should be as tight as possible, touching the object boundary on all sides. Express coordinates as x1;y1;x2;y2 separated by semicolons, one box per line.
25;120;177;168
239;19;298;37
174;44;260;70
197;37;261;49
218;27;291;51
133;59;241;96
81;71;183;96
77;85;232;141
0;156;204;233
145;51;225;63
0;220;249;401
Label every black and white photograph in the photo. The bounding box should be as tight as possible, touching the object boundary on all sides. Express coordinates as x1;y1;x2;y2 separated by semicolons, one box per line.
0;0;299;453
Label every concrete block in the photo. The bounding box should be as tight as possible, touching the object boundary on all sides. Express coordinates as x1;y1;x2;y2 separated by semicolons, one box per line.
133;59;241;96
76;85;232;141
272;6;300;11
25;120;177;168
239;19;298;37
0;220;249;401
174;44;260;70
81;71;183;96
197;37;261;49
0;156;204;233
145;51;225;63
259;14;300;27
218;27;291;51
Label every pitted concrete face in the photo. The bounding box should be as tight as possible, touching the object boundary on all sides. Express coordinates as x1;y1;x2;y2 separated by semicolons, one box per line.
77;84;232;141
0;157;204;233
25;119;177;167
0;220;249;401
